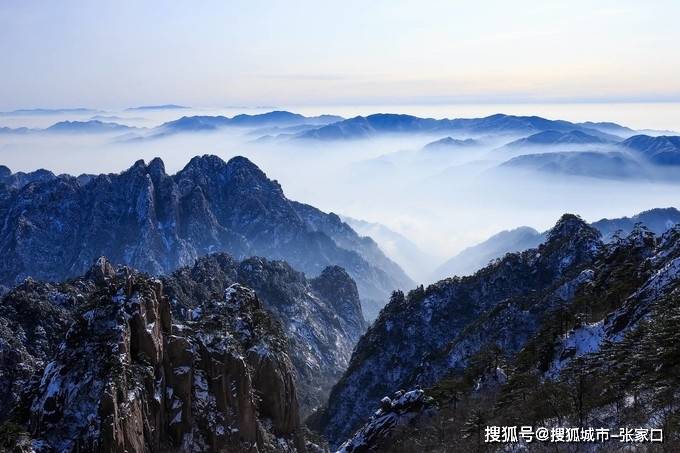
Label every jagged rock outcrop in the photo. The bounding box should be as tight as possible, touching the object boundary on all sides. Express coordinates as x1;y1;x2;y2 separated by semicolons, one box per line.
0;258;307;452
318;214;603;447
0;166;56;190
0;155;412;319
162;254;366;416
0;279;75;420
336;389;436;453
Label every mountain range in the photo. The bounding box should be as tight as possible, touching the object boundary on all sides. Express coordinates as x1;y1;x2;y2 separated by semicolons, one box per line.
295;113;628;141
126;104;189;111
0;108;99;117
502;130;609;148
0;155;412;320
45;120;135;134
495;133;680;180
150;111;343;139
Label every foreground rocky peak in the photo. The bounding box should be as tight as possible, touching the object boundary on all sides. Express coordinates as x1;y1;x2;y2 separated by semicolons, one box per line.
540;213;601;272
1;257;308;452
163;254;366;418
0;155;412;319
318;214;680;450
317;214;604;446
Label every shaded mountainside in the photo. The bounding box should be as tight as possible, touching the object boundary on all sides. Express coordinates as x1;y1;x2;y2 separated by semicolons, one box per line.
621;134;680;165
318;215;680;451
161;253;366;417
0;155;411;319
0;258;308;452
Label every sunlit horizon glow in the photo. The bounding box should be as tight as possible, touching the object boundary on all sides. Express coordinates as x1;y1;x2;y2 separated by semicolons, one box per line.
1;0;679;110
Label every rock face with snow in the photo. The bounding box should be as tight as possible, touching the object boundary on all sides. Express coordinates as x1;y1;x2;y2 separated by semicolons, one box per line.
161;254;366;416
0;279;75;418
0;155;411;319
0;166;56;190
320;215;680;450
336;389;436;453
318;214;604;446
0;257;307;452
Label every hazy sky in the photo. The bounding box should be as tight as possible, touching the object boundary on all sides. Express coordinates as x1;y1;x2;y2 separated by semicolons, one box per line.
1;0;679;110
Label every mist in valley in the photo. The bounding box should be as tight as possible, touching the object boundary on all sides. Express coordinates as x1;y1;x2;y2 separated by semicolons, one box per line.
2;106;680;284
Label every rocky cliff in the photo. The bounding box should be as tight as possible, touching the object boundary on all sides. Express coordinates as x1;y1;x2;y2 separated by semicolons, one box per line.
0;155;412;319
0;258;308;452
161;254;366;417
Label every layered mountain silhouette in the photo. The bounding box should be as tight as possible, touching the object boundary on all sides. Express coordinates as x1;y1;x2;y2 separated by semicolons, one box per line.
153;111;343;138
296;113;625;141
0;120;135;135
0;108;98;116
0;155;412;319
45;120;135;134
126;104;189;111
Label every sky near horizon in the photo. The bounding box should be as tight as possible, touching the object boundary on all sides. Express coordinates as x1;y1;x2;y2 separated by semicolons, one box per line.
1;0;679;110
